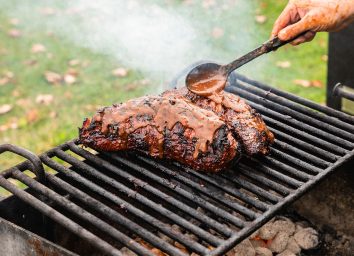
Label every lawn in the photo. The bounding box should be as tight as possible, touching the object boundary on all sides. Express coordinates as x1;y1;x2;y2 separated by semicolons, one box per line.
0;0;328;194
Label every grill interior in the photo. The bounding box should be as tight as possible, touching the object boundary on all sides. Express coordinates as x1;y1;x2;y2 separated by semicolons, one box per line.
1;74;354;256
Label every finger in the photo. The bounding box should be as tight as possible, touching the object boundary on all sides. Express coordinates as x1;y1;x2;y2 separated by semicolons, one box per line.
278;15;315;41
290;31;316;45
271;4;294;38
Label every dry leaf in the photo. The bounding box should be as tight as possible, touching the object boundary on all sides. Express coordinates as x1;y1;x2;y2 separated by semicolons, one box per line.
47;53;54;59
276;61;291;68
255;15;267;24
4;71;14;79
66;68;79;76
293;79;311;87
0;104;12;115
81;60;90;68
8;29;21;38
9;18;20;25
202;0;216;9
44;71;62;85
0;77;10;86
49;111;58;118
321;55;328;62
35;94;54;105
12;89;20;97
293;79;323;88
69;59;80;66
40;7;57;16
16;98;31;107
26;109;39;123
112;68;128;77
211;27;224;39
31;43;46;53
64;74;76;84
64;91;73;99
311;80;323;88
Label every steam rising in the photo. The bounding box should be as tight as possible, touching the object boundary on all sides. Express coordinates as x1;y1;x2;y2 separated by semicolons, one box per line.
1;0;264;86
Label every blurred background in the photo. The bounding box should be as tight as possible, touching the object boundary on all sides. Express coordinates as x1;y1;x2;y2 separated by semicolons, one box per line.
0;0;327;175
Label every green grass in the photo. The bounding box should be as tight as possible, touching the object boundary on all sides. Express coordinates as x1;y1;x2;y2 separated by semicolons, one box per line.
0;1;328;195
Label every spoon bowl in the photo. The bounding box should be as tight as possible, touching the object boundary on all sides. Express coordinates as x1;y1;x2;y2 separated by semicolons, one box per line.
185;62;227;96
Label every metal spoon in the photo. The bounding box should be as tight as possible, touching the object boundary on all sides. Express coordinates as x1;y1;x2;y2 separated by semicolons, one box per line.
186;36;294;96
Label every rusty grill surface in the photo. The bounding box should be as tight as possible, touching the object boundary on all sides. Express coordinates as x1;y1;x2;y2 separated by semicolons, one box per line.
1;74;354;256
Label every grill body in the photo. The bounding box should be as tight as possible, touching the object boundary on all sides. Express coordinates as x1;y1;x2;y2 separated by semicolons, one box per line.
1;74;354;256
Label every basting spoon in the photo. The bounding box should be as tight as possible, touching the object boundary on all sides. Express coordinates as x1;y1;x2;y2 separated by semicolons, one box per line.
186;36;296;96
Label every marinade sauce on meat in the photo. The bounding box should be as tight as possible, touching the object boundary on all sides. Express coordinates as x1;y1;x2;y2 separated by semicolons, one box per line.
93;96;224;158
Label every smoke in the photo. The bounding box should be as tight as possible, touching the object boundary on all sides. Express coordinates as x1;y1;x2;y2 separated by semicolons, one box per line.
0;0;264;88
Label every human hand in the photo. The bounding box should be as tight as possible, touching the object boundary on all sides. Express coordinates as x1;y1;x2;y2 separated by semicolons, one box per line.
271;0;354;45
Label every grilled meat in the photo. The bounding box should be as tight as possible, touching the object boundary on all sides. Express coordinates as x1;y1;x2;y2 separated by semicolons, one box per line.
79;95;240;172
162;87;274;155
79;86;273;172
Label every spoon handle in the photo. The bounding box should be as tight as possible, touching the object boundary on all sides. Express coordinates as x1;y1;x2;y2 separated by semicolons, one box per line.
223;34;305;75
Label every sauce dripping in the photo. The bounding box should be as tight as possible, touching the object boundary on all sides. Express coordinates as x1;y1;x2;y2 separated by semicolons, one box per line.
95;96;224;158
187;69;227;97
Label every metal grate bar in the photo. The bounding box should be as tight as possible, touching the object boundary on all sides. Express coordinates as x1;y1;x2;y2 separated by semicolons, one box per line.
49;150;222;248
44;171;205;255
240;158;304;188
175;166;270;211
103;152;247;227
261;114;346;156
64;144;235;237
0;174;123;256
268;126;338;162
269;148;322;174
11;169;170;256
130;155;258;220
234;75;354;124
273;139;330;168
230;87;354;149
236;80;354;133
237;164;291;196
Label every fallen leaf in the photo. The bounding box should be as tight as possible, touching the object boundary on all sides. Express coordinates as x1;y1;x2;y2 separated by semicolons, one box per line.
202;0;216;9
81;60;90;68
47;53;54;59
16;98;31;107
8;29;21;38
12;89;20;97
66;68;79;76
31;43;46;53
49;111;57;118
211;27;224;39
293;79;311;87
40;7;57;16
112;68;128;77
9;18;20;25
26;109;39;123
4;71;14;79
0;77;10;86
0;104;12;115
255;15;267;24
68;59;80;66
44;71;62;85
311;80;323;88
64;74;76;84
35;94;54;105
293;79;323;88
276;61;291;68
64;91;73;99
321;55;328;62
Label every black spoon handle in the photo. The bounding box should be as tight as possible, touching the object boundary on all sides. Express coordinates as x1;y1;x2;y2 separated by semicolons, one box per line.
223;33;306;74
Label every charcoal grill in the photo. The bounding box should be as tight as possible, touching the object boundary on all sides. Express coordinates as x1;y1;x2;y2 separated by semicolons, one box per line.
1;73;354;256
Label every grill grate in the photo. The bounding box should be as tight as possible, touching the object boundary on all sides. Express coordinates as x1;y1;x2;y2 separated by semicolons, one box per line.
1;74;354;256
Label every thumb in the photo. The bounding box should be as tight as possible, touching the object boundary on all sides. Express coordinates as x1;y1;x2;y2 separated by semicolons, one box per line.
278;16;314;41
